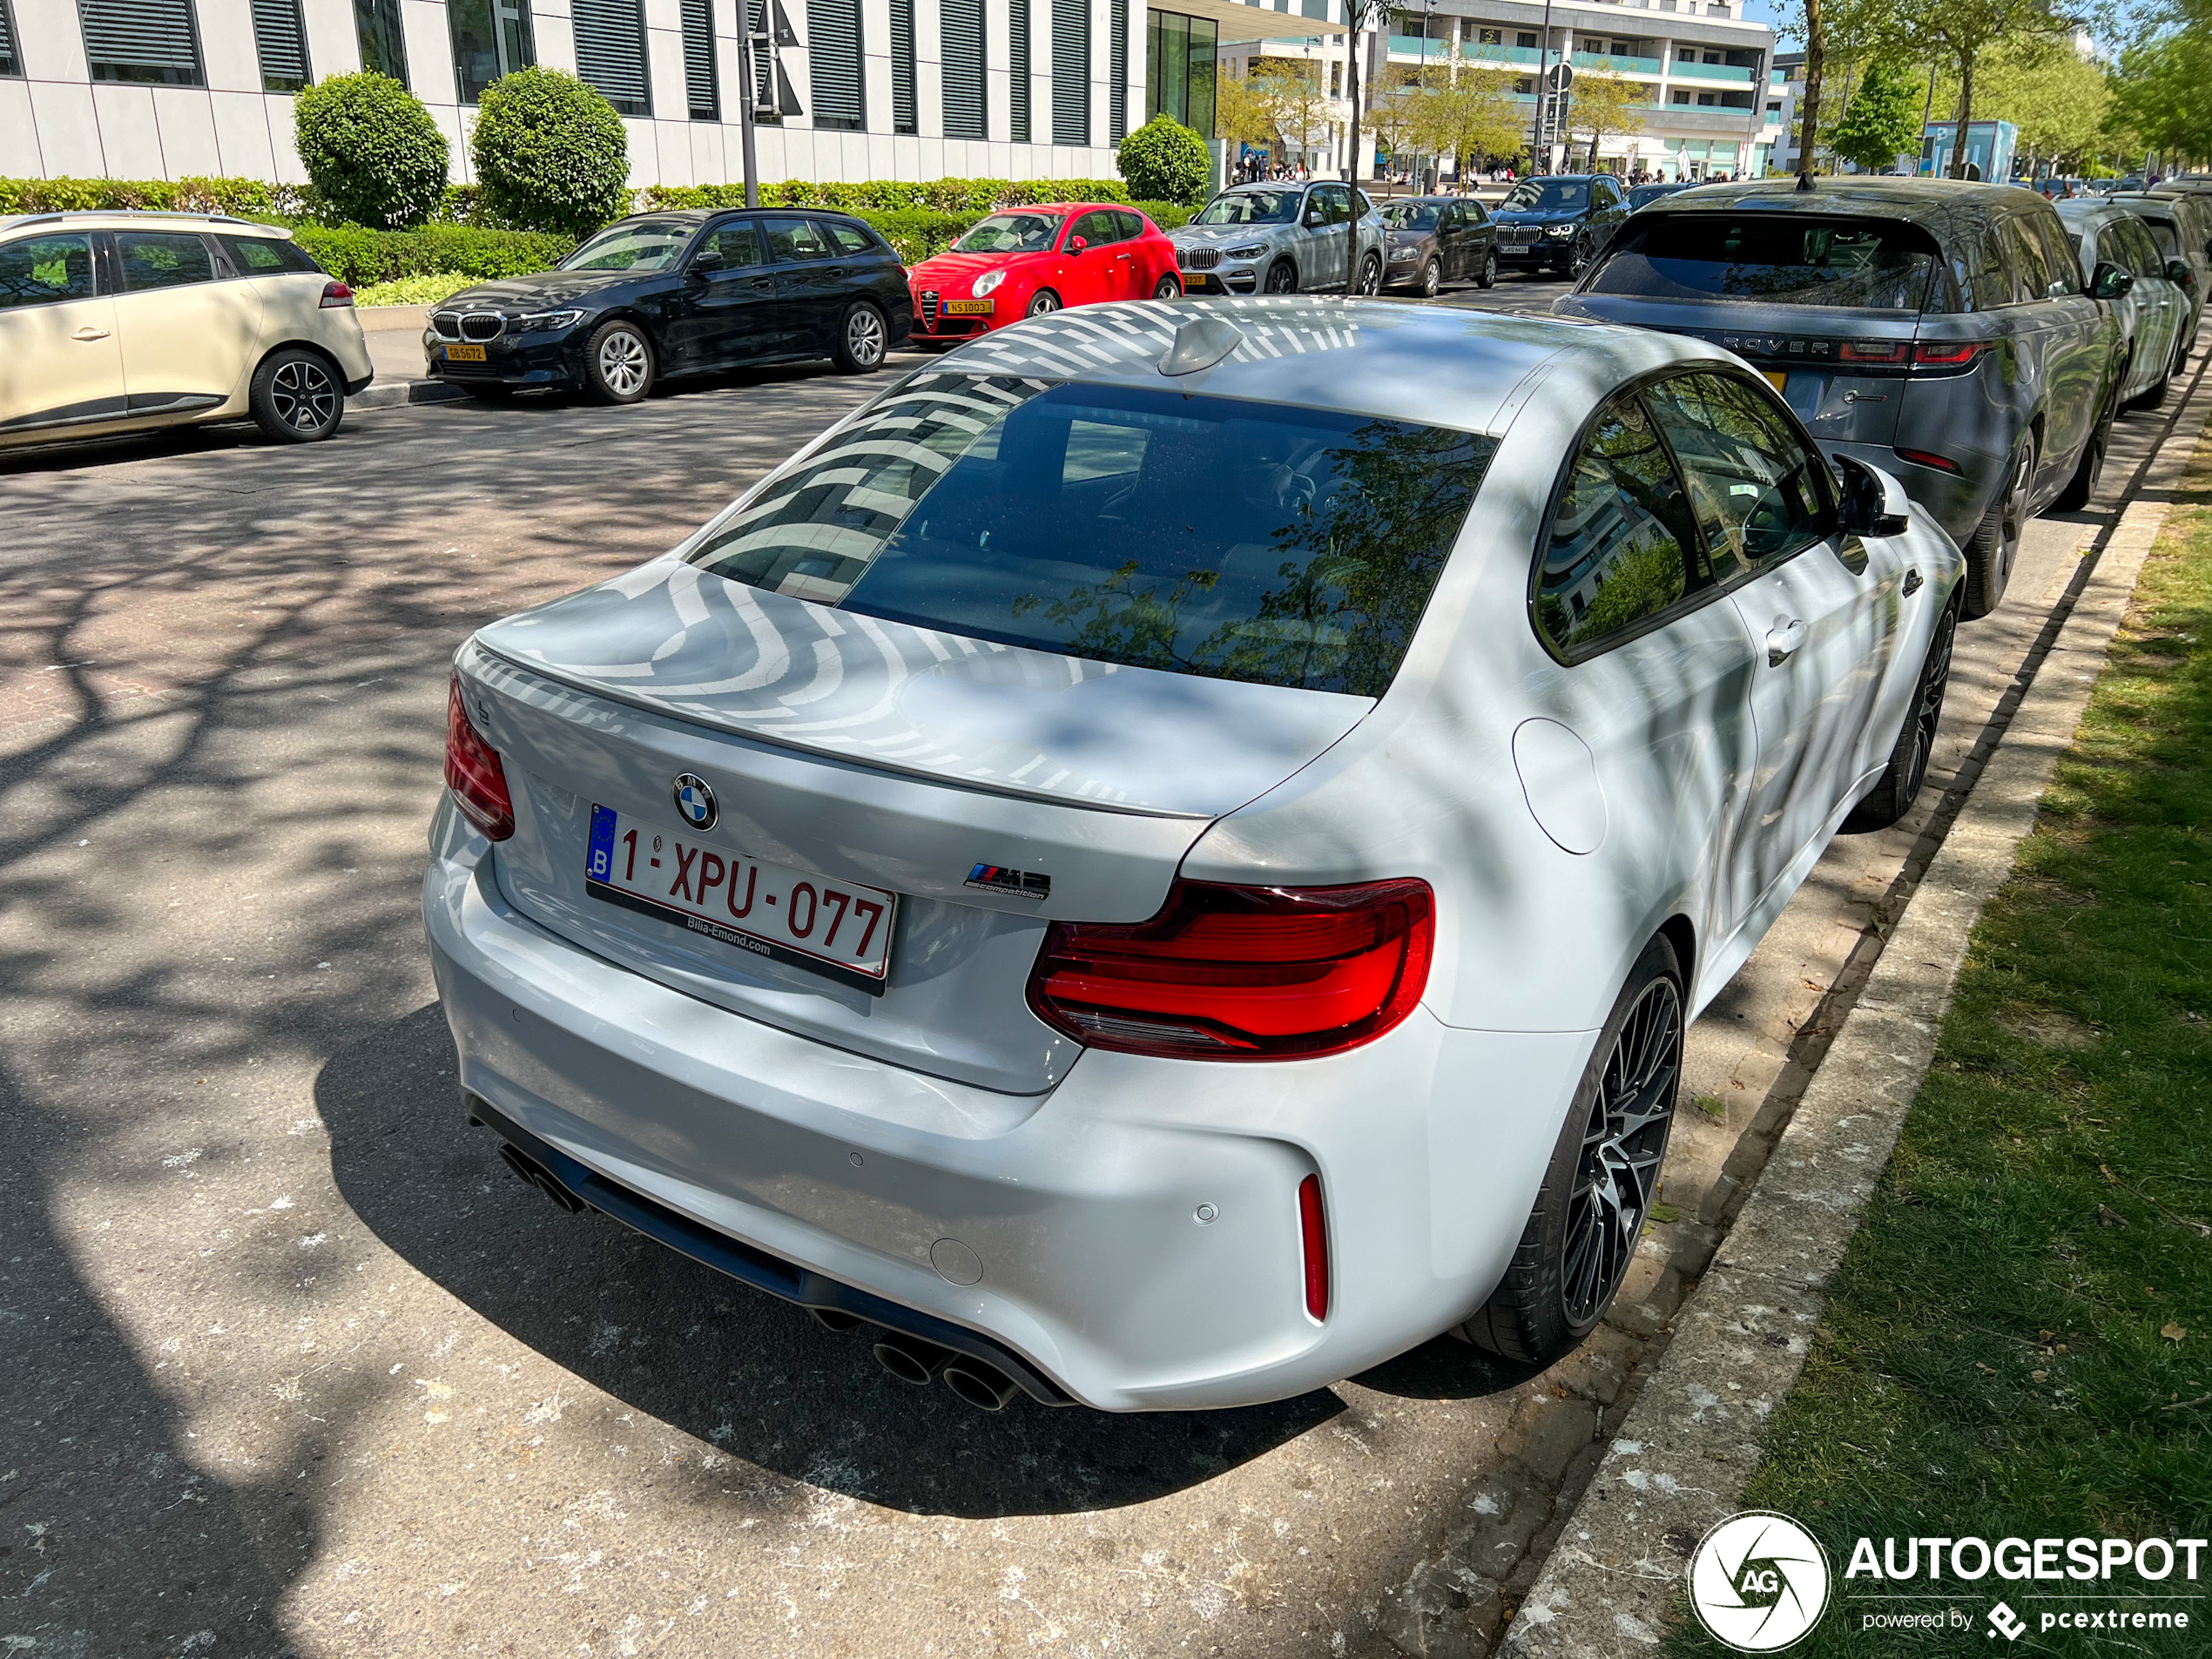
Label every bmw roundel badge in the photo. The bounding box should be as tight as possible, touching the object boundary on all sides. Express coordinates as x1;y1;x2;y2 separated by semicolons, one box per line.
671;773;718;831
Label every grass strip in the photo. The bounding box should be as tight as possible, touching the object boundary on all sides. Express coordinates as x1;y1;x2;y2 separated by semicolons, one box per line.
1664;446;2212;1656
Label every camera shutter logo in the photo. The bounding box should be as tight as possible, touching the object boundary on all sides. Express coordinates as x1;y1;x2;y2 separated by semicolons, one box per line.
1687;1512;1831;1652
671;774;718;832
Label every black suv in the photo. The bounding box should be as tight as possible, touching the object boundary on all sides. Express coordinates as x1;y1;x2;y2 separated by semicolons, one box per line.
425;209;913;402
1558;179;2125;618
1491;174;1629;280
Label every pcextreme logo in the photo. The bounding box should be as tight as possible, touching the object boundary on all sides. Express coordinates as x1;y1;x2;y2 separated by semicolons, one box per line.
1687;1512;1832;1652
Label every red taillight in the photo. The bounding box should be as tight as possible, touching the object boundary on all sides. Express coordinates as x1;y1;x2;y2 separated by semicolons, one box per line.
1893;447;1963;474
1298;1174;1329;1321
1912;340;1986;368
444;677;514;840
320;280;354;308
1026;878;1433;1060
1838;339;1911;364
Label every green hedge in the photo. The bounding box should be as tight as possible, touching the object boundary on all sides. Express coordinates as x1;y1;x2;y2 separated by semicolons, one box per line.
640;177;1132;214
0;174;307;218
293;223;577;285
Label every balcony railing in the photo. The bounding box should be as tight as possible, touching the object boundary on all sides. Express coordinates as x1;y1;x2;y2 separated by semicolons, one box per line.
1571;51;1663;72
1667;59;1753;82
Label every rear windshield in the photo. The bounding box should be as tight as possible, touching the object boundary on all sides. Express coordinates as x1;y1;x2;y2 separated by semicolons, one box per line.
685;374;1495;697
1587;214;1940;311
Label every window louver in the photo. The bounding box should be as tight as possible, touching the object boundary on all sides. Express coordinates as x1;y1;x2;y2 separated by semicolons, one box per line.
0;0;23;76
250;0;310;89
806;0;862;130
1008;0;1030;141
1049;0;1087;145
889;0;914;132
574;0;651;115
1108;0;1125;141
79;0;206;85
681;0;717;118
940;0;984;138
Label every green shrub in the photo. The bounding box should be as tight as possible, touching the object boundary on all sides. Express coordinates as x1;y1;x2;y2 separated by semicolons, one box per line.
294;72;450;229
293;223;576;285
469;67;630;236
1116;116;1212;206
0;175;307;218
856;208;972;263
638;176;1130;216
352;272;483;307
1132;200;1194;231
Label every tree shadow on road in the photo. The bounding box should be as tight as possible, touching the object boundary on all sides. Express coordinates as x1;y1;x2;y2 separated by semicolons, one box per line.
317;1002;1352;1519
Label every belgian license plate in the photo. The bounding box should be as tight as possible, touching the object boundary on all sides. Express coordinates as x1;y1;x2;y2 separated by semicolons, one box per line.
1184;273;1215;290
444;343;488;362
945;299;993;314
584;805;895;995
1764;370;1788;394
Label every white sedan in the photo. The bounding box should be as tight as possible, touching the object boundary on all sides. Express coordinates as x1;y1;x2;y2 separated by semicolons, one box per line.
424;299;1963;1412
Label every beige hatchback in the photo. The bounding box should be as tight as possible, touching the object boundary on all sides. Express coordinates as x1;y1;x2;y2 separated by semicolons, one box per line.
0;210;373;450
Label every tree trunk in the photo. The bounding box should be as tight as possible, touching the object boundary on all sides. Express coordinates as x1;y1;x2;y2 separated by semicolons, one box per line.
1951;56;1973;179
1797;0;1824;179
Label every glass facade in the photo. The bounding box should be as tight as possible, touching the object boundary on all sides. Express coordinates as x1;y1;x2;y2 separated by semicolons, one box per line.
354;0;408;83
448;0;534;103
1144;9;1215;137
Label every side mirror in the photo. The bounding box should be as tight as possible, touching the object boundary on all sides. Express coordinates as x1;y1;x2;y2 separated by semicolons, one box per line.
2091;260;2134;300
690;248;725;277
1067;236;1088;255
1836;453;1911;539
2168;257;2197;286
1305;208;1326;227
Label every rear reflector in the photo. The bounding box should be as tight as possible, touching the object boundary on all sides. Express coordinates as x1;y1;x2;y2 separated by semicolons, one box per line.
1893;447;1963;474
320;280;354;308
1027;878;1434;1061
1298;1175;1329;1320
444;676;514;840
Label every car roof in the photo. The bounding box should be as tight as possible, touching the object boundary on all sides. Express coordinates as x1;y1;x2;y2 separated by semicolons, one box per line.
1637;176;2044;240
0;209;291;236
933;297;1730;436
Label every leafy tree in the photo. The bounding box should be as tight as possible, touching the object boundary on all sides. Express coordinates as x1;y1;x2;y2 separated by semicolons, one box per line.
1213;66;1282;168
2109;25;2212;167
470;67;629;236
1117;114;1213;205
1258;57;1333;168
293;72;449;229
1915;0;2071;175
1413;59;1527;177
1829;57;1925;171
1563;64;1648;168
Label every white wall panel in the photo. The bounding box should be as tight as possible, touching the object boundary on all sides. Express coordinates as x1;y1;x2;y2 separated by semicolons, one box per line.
19;0;92;79
299;0;359;76
0;79;45;175
197;0;263;92
400;0;457;107
91;83;164;173
209;88;278;177
529;0;576;71
152;86;224;173
27;79;104;172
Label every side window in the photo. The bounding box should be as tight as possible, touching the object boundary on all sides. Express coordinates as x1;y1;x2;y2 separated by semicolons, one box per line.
116;232;216;293
1070;209;1120;246
764;218;833;261
219;235;321;275
2000;220;2052;305
701;220;766;266
0;234;98;309
1311;185;1351;226
1642;373;1831;581
1465;199;1488;224
1534;392;1706;658
1112;209;1144;242
2027;215;2081;295
1964;226;2013;311
2139;219;2180;267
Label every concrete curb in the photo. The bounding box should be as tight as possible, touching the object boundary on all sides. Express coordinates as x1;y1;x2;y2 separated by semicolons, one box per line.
1499;368;2212;1656
349;378;464;410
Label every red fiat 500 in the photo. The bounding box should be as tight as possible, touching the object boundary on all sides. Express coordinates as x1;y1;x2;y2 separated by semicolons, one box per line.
907;204;1182;342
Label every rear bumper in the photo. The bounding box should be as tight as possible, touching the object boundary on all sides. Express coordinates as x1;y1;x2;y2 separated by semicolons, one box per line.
422;800;1591;1412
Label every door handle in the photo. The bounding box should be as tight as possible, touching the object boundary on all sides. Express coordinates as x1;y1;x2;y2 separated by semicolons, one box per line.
749;277;772;289
1766;617;1809;666
825;266;845;277
72;327;111;341
1902;568;1924;597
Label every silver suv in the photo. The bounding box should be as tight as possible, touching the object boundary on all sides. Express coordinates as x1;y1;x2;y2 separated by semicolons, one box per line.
1168;183;1385;297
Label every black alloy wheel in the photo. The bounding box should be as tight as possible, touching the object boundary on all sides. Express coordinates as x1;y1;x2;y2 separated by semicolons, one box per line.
1843;597;1959;832
1265;260;1298;294
1476;248;1498;289
249;348;344;443
1357;252;1384;296
1026;289;1062;317
1567;232;1595;282
1420;257;1442;298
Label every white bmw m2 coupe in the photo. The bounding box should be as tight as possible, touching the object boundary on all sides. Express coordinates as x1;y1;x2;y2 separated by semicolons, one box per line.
425;299;1963;1412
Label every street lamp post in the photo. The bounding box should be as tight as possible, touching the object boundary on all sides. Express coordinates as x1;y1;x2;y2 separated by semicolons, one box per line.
1529;0;1554;167
733;1;762;207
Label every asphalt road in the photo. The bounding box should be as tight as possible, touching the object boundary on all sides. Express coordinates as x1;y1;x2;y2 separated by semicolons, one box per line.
0;304;2185;1659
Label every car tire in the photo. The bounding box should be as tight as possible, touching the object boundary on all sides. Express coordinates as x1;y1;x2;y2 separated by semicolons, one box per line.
1152;273;1182;300
2127;351;2173;411
1842;596;1959;833
1462;934;1685;1368
1961;431;2035;620
833;300;888;374
1419;257;1442;298
1566;233;1594;282
1264;260;1298;294
1476;248;1498;289
1026;289;1062;317
583;320;654;404
1357;252;1384;296
247;347;345;443
2053;373;2120;512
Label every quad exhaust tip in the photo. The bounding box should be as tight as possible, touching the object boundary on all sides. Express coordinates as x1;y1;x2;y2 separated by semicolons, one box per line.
497;1141;589;1215
872;1332;949;1386
864;1331;1021;1409
941;1358;1021;1412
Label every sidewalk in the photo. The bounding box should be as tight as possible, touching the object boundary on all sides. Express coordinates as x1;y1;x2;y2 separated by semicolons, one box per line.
351;306;460;410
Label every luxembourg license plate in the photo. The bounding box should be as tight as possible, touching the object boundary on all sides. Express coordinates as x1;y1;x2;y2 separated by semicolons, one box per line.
444;343;488;362
945;299;993;314
584;805;894;995
1764;370;1788;393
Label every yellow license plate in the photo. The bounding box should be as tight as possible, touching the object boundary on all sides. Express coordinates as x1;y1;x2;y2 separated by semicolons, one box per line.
945;300;993;314
1184;274;1214;290
1764;369;1787;393
445;343;488;362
